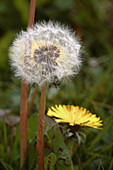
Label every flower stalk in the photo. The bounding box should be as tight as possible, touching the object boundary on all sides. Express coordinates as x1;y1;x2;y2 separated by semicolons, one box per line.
37;82;47;170
20;81;28;168
20;0;36;168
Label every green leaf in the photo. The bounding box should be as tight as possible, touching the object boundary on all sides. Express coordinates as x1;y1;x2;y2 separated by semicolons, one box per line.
27;113;38;141
44;152;57;170
56;162;74;170
48;127;71;166
28;140;37;170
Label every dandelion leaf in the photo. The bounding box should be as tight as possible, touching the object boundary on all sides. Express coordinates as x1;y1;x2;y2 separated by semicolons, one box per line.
44;152;57;170
48;127;72;167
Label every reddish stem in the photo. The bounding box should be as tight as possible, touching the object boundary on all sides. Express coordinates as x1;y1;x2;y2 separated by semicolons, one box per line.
20;0;36;168
37;82;47;170
28;0;37;27
20;81;28;168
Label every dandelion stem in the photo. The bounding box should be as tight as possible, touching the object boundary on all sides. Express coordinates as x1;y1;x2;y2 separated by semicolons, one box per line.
28;0;37;27
20;0;36;168
37;82;47;170
20;82;28;168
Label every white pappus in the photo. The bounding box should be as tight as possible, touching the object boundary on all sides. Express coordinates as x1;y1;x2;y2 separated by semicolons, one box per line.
9;21;82;87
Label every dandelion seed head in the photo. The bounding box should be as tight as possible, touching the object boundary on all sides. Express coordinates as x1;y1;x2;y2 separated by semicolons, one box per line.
9;21;82;86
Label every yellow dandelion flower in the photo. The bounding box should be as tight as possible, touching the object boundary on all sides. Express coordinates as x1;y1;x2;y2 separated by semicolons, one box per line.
47;105;103;129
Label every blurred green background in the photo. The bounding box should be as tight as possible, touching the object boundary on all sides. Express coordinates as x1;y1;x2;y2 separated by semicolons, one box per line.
0;0;113;169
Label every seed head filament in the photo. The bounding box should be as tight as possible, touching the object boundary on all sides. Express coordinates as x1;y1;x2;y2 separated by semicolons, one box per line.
34;45;60;75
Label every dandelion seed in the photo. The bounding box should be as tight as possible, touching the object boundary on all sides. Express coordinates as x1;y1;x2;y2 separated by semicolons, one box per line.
47;105;103;129
9;21;82;86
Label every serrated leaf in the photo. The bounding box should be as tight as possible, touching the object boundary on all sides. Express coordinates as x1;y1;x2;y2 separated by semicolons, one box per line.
44;152;57;170
48;127;71;166
44;134;52;157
